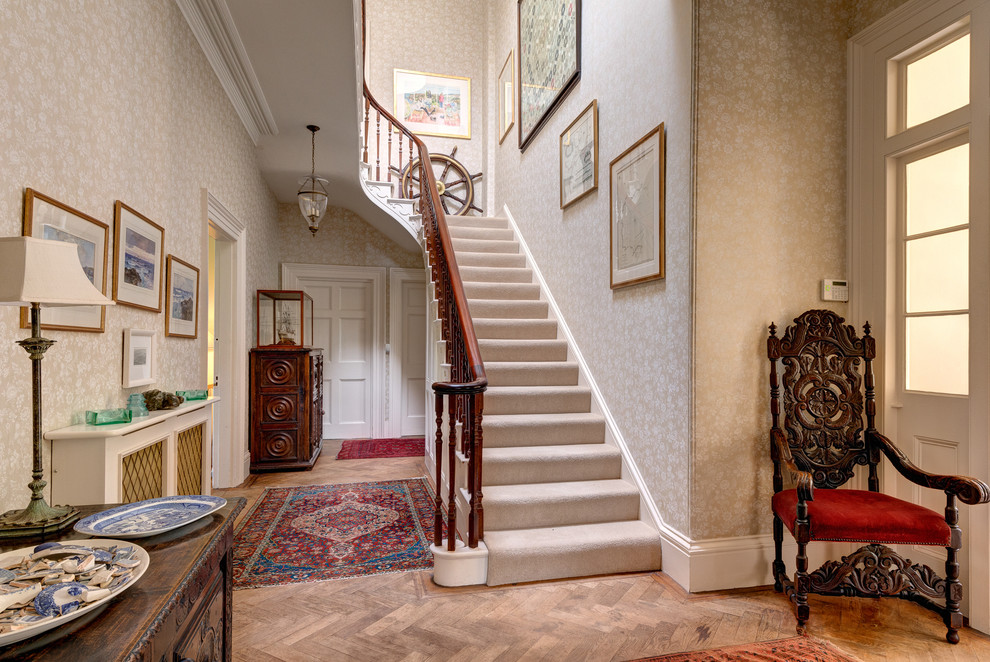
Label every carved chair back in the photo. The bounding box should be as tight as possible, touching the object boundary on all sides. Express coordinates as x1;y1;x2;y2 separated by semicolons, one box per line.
768;309;879;491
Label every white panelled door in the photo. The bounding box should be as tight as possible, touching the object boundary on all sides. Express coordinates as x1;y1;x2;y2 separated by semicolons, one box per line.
390;269;427;437
282;264;386;440
851;0;990;631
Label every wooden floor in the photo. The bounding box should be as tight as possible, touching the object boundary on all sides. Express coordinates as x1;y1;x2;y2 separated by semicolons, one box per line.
216;442;990;661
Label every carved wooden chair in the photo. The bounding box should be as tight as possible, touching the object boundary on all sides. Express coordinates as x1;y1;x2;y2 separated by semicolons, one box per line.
767;309;990;643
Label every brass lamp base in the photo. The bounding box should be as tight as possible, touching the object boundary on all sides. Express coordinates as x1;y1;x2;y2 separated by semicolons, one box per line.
0;501;79;539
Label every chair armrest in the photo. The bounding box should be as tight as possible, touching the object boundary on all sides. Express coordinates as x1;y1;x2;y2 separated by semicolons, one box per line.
869;431;990;505
771;429;814;502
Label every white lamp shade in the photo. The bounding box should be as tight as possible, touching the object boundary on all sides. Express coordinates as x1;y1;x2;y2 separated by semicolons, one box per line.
0;236;115;307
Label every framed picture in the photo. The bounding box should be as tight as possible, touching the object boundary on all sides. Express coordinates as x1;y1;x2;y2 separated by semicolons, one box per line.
560;99;598;209
393;69;471;139
518;0;581;151
498;50;515;144
165;255;199;338
112;201;164;312
21;188;109;332
122;328;156;387
609;123;665;289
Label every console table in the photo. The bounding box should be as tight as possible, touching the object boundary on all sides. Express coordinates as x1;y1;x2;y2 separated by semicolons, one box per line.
46;398;218;505
0;497;245;661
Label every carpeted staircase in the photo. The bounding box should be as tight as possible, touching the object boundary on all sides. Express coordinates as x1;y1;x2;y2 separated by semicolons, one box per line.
447;215;662;586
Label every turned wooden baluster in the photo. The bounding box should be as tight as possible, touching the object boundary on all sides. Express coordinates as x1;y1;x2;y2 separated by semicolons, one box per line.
386;121;392;183
447;392;457;551
469;392;484;547
375;110;381;181
434;394;444;547
363;97;370;165
395;132;403;185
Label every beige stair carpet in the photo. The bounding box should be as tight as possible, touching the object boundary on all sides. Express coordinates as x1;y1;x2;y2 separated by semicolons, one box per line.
446;215;661;586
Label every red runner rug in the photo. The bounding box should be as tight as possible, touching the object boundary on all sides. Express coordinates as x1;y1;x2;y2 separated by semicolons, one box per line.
232;478;440;589
336;437;425;459
628;636;861;662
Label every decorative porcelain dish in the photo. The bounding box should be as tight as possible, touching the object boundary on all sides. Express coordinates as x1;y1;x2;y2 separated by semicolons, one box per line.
73;495;227;539
0;539;149;646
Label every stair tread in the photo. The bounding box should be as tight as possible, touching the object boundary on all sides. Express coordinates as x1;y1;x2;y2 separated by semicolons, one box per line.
485;444;619;460
483;412;606;426
484;479;638;501
484;520;660;553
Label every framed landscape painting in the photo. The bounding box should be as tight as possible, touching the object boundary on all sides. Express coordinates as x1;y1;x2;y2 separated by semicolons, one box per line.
560;99;598;209
165;254;199;338
393;69;471;139
122;328;156;388
113;201;164;312
518;0;581;151
21;188;109;332
609;124;665;289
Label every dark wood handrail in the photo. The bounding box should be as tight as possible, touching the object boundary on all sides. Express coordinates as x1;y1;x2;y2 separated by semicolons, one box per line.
361;1;487;551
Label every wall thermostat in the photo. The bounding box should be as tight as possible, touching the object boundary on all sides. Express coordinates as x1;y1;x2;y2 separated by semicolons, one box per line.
822;279;849;302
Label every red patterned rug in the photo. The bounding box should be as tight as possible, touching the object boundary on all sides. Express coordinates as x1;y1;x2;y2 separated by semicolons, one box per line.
629;636;861;661
336;437;425;460
233;478;439;589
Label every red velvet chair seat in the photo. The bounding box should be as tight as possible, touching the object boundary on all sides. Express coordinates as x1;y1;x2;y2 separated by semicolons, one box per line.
772;488;950;546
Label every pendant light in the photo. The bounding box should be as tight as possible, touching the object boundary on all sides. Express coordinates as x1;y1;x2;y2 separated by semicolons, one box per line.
297;124;329;235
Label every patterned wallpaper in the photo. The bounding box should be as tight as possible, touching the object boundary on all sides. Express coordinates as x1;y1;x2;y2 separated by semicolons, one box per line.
365;0;488;212
0;0;279;512
277;203;422;270
487;0;696;535
692;0;912;540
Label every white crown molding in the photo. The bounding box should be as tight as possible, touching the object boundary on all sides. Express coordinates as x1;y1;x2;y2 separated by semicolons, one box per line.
174;0;278;145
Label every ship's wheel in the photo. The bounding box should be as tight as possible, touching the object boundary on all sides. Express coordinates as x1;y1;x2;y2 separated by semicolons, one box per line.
392;146;483;216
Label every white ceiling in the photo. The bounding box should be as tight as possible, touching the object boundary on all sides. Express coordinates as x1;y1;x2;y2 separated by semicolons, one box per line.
199;0;417;250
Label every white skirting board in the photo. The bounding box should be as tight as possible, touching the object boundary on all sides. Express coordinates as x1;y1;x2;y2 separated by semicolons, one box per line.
659;527;852;592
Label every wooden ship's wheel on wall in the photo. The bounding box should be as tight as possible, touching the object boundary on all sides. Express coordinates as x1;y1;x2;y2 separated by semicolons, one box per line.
393;146;483;216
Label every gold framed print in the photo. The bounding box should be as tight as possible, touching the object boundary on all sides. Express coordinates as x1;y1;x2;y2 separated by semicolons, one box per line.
21;188;109;332
560;99;598;209
393;69;471;139
609;123;665;289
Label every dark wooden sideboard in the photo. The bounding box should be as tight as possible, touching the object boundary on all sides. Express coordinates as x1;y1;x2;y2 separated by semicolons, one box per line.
0;498;245;661
249;347;324;472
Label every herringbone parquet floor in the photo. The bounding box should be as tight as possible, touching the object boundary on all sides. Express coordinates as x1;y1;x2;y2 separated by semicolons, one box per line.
215;442;990;662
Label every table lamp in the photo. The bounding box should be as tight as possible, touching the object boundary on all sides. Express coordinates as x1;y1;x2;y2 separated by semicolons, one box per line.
0;236;115;537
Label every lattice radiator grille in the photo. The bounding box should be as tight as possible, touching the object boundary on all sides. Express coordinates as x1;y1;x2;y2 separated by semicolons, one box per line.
121;440;163;503
177;424;204;495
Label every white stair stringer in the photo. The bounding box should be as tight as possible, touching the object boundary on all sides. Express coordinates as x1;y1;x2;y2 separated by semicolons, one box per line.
358;161;422;242
439;211;661;587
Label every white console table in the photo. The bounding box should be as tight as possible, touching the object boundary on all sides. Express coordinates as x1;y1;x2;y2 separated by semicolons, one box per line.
46;397;218;505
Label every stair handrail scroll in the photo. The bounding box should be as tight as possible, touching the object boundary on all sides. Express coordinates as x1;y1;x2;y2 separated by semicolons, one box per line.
360;7;486;552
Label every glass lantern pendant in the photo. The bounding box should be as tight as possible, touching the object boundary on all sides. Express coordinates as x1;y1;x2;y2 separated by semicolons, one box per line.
297;125;328;235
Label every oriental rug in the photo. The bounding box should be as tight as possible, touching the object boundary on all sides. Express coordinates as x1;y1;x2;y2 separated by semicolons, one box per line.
233;478;439;589
336;437;425;460
628;636;861;662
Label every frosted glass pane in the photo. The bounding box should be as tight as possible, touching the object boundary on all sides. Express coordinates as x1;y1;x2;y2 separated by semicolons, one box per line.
906;34;969;128
906;230;968;312
906;314;968;394
906;144;968;235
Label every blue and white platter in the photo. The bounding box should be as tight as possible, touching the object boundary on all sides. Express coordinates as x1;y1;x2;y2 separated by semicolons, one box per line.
74;495;227;539
0;539;149;646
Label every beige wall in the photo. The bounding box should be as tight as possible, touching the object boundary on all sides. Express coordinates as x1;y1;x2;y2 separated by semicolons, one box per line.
365;0;487;210
0;0;279;512
691;0;911;540
486;0;696;535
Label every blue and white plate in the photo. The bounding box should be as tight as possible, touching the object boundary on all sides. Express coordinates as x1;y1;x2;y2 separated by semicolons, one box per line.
74;495;227;539
0;539;149;647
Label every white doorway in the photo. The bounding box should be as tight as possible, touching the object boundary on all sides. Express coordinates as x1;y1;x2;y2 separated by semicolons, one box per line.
282;263;386;440
850;0;990;631
389;268;427;437
204;191;248;488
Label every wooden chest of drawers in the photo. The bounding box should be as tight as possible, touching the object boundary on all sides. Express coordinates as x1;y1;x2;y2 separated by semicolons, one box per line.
249;347;323;472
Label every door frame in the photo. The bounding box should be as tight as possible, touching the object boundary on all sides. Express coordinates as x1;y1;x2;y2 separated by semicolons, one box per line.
849;0;990;632
203;190;248;488
389;267;427;437
281;263;387;438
